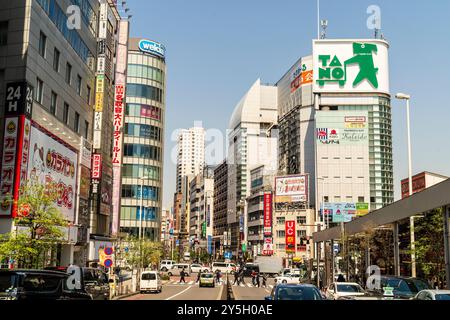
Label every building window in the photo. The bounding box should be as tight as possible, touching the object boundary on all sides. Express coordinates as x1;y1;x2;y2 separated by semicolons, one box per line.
0;21;8;46
86;85;91;104
63;103;69;125
296;216;307;225
76;75;82;95
50;91;57;115
39;31;47;58
84;120;89;139
65;63;72;85
358;197;365;203
74;112;80;133
53;48;60;72
36;78;44;104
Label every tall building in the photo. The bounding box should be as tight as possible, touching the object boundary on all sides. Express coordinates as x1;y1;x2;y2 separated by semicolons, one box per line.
0;0;98;266
277;39;394;229
213;160;228;257
176;126;205;193
119;38;166;241
227;79;278;258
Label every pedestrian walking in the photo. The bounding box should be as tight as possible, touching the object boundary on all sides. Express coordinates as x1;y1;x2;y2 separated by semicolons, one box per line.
262;274;267;288
251;270;257;286
256;271;261;288
196;270;202;283
180;268;186;283
337;274;345;282
215;270;221;284
239;269;245;284
233;270;240;285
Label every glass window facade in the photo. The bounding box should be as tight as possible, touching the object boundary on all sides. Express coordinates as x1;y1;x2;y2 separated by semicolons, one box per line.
121;164;160;180
127;64;164;83
123;144;161;161
121;185;159;201
124;123;161;141
126;104;161;121
126;84;163;102
120;206;158;221
36;0;95;65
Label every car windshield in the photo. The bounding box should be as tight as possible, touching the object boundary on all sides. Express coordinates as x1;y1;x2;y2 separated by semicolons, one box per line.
407;279;430;292
384;278;428;295
337;284;364;293
142;273;156;280
201;274;214;279
276;287;322;300
435;294;450;301
0;274;16;292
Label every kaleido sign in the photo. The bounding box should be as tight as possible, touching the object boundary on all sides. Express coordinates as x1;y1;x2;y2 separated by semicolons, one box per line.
313;39;389;94
316;111;369;146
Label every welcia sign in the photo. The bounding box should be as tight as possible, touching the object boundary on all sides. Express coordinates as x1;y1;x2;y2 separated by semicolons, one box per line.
139;39;166;58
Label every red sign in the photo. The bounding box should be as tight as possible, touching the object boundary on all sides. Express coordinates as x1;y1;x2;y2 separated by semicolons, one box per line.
285;221;296;253
401;172;426;199
263;192;272;236
140;105;160;120
112;84;125;165
91;154;102;179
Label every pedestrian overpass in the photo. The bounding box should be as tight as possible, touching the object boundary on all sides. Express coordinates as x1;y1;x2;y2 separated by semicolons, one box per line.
312;178;450;289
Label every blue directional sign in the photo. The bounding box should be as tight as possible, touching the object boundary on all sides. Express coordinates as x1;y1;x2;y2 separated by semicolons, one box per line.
224;251;232;259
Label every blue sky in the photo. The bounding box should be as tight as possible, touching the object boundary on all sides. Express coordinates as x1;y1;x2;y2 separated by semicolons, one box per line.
127;0;450;208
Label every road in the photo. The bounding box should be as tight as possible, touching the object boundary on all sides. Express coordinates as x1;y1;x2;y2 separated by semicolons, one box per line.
123;275;277;301
124;276;226;301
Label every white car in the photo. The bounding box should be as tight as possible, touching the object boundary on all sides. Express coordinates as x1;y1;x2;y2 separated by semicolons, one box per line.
211;262;236;274
160;260;176;272
414;290;450;300
167;264;191;276
190;264;209;273
274;273;302;284
325;282;366;300
140;271;162;293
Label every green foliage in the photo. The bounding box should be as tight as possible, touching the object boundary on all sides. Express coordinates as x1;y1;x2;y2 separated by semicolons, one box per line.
0;182;68;268
121;236;163;269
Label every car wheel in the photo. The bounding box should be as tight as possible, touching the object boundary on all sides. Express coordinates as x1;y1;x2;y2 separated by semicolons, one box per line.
282;280;287;284
161;267;168;272
168;272;172;276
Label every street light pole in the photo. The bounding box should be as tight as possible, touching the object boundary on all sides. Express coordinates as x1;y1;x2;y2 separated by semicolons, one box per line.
396;93;416;277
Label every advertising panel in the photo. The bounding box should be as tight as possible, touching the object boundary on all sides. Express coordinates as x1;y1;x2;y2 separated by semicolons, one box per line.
263;192;272;236
356;203;369;217
290;58;313;93
0;117;19;216
140;105;161;121
91;154;102;179
112;84;125;165
313;39;390;94
138;39;166;58
28;122;78;222
262;237;274;256
323;203;357;223
275;175;308;204
316;111;369;146
285;221;296;253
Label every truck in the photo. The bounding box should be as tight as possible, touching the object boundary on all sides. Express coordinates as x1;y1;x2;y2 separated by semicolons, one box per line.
254;256;284;277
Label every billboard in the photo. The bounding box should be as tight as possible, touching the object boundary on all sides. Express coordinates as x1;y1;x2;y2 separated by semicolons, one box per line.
275;175;308;204
323;202;361;223
313;39;389;94
263;192;272;236
285;221;296;253
28;122;78;222
290;57;313;93
316;111;369;146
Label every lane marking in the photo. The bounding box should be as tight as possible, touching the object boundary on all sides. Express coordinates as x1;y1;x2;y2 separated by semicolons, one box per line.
165;286;192;300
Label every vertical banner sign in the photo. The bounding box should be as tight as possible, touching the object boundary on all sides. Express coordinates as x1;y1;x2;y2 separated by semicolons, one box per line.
111;20;129;236
0;118;19;216
285;221;296;253
263;192;272;236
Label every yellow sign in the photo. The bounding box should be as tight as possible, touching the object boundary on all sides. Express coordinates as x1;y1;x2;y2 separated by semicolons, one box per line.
95;92;104;112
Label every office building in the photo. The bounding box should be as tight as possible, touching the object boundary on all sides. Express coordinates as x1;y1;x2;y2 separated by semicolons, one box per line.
213;160;228;257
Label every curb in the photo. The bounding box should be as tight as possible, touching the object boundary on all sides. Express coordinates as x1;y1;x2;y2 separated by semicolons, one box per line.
112;291;139;300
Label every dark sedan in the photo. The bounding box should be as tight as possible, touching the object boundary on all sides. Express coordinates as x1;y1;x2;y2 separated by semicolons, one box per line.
265;284;324;301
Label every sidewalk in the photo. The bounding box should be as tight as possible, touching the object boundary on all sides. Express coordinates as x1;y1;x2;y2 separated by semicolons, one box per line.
112;279;171;300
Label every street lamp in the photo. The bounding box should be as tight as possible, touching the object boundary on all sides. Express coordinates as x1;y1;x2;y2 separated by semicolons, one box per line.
395;93;416;277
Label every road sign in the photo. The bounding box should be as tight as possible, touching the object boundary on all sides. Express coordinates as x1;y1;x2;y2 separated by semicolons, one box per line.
224;251;232;259
104;247;113;255
104;259;113;268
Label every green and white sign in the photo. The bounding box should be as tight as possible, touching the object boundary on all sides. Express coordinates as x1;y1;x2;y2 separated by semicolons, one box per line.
313;39;389;94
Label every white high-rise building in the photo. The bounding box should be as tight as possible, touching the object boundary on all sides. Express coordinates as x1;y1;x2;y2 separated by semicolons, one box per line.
176;126;205;193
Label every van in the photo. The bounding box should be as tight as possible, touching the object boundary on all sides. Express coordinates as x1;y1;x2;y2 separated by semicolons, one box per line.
160;260;176;272
140;271;162;293
167;264;191;277
211;262;236;274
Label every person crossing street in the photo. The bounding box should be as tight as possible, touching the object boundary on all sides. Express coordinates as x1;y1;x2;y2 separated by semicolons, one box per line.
179;268;186;283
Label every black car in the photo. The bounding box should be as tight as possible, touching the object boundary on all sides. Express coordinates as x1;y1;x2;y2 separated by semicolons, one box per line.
265;284;324;301
45;266;111;300
366;276;431;300
0;269;92;300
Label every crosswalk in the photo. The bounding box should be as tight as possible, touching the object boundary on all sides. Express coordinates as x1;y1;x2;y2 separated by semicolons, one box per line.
164;280;274;289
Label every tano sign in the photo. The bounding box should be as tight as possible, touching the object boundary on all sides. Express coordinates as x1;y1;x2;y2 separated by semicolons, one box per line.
313;39;389;94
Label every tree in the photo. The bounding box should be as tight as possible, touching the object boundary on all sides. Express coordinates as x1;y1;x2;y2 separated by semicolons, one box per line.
0;182;68;269
413;209;446;287
121;236;163;270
